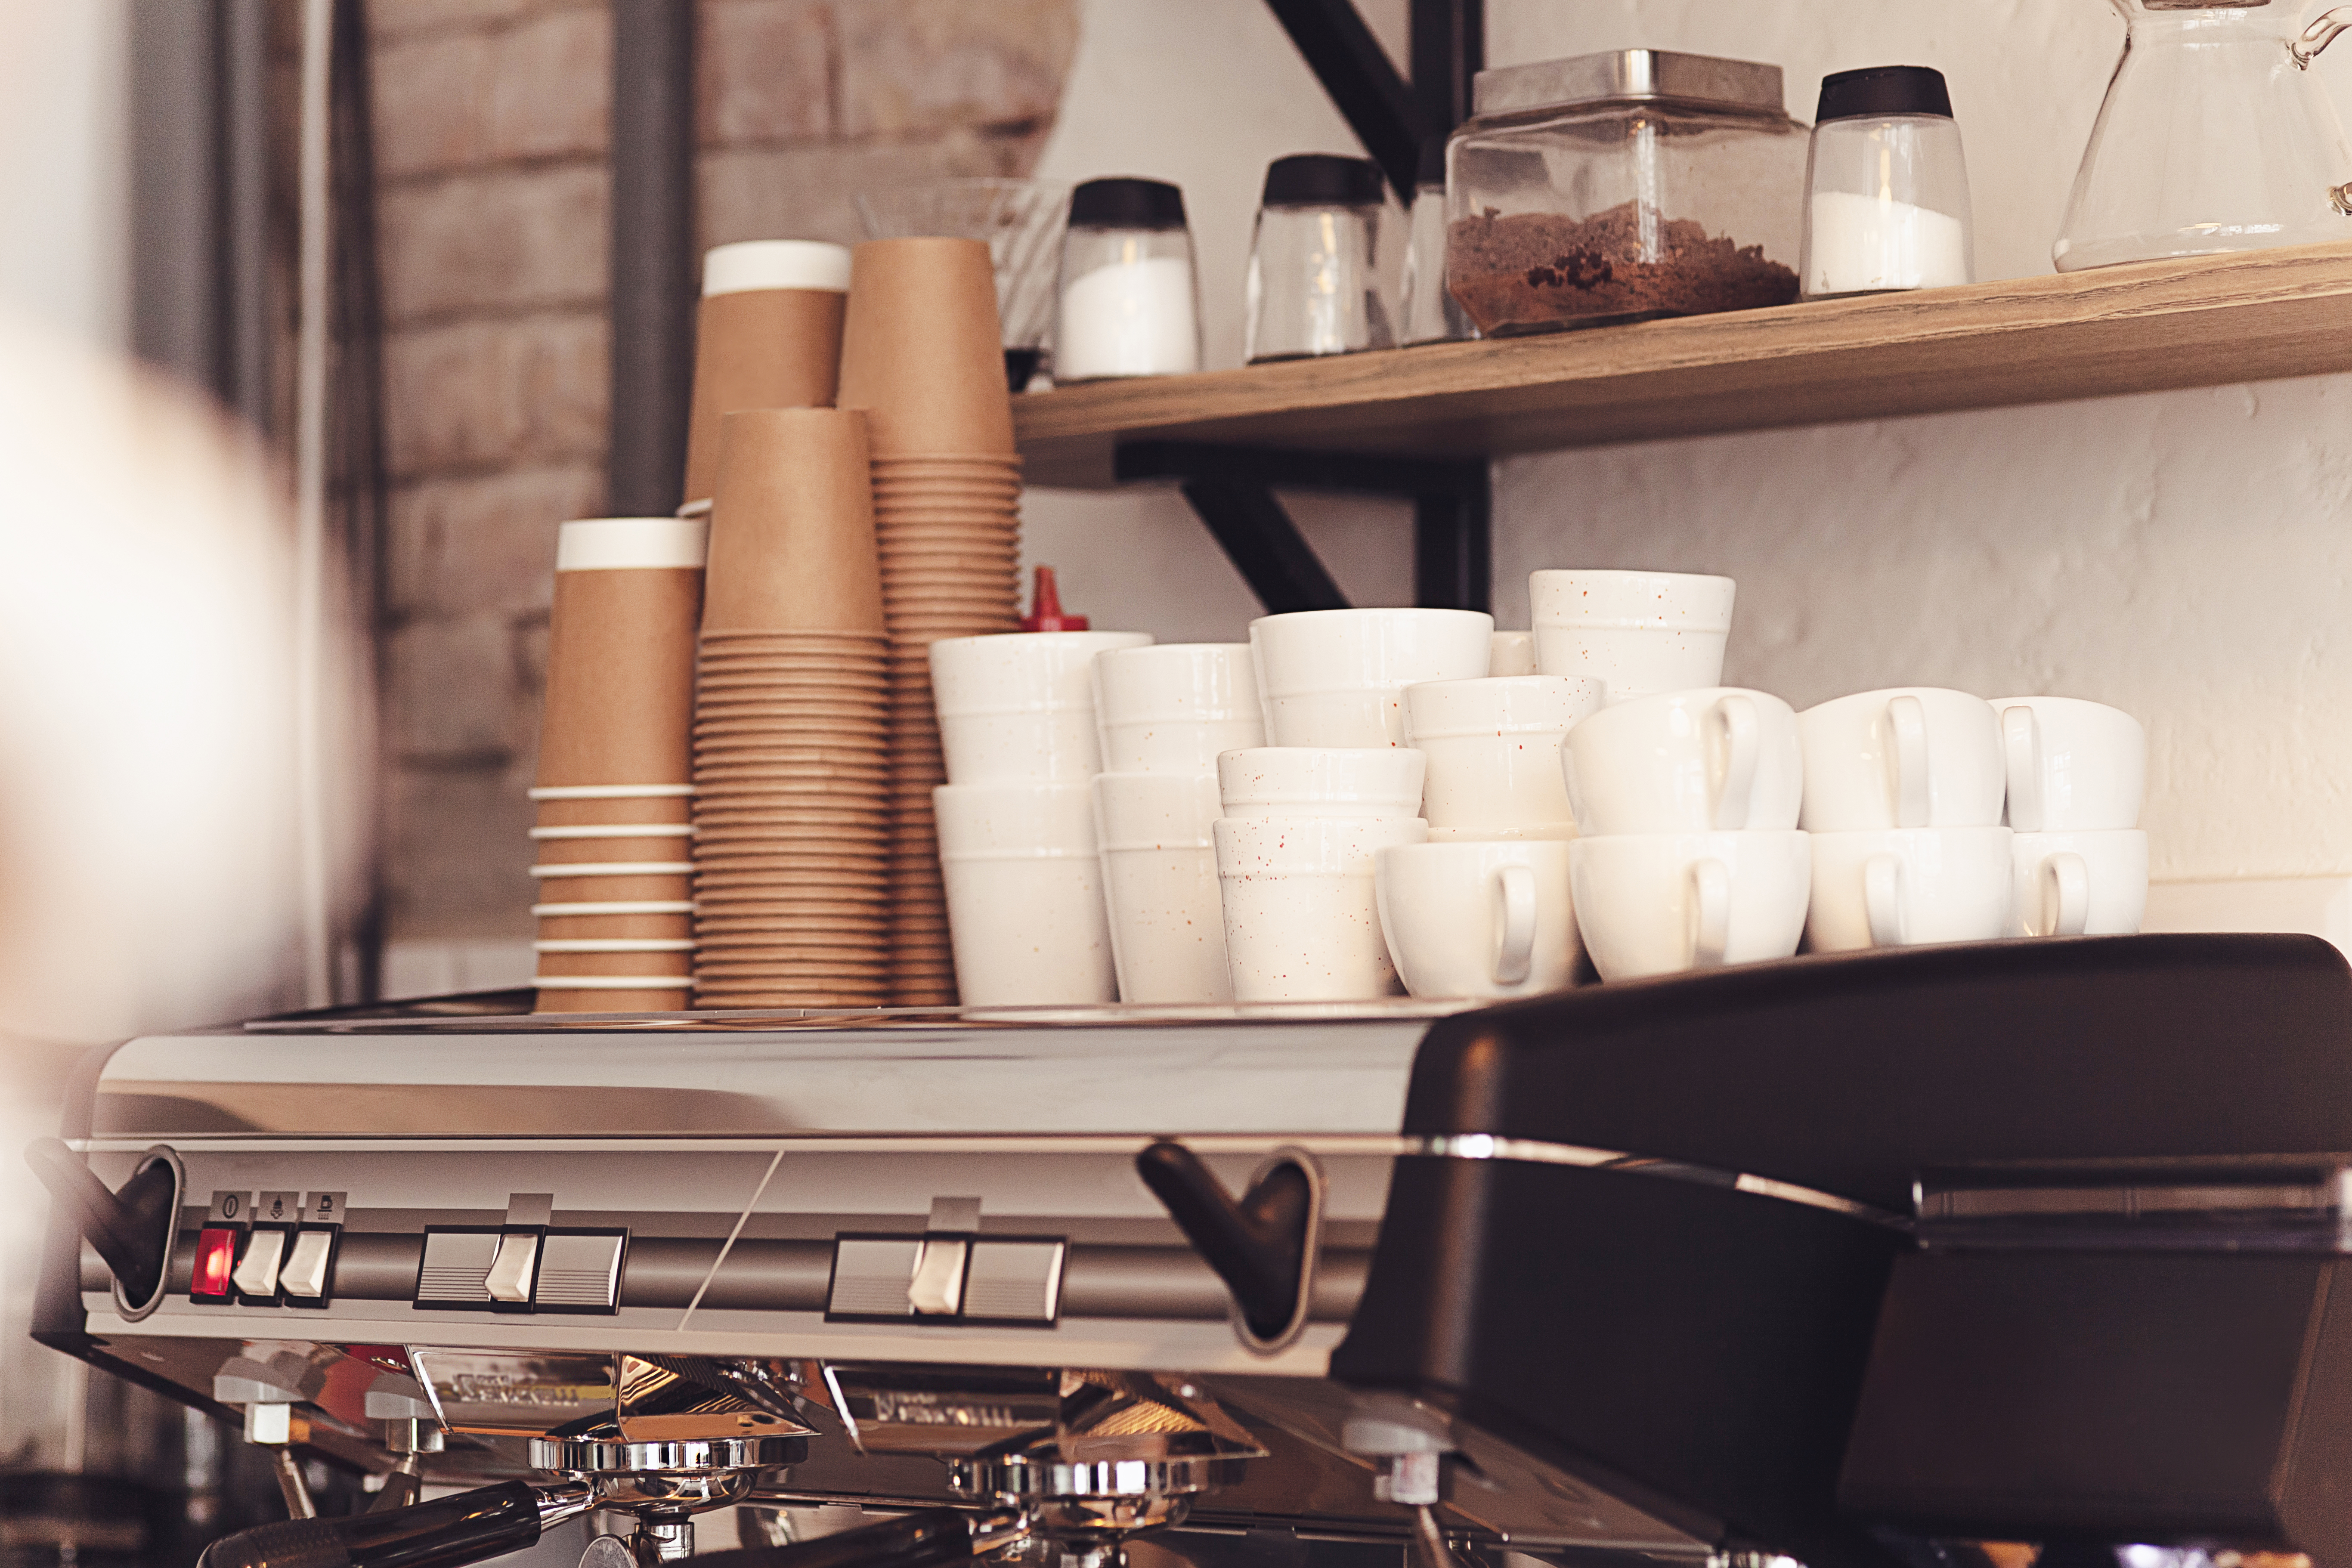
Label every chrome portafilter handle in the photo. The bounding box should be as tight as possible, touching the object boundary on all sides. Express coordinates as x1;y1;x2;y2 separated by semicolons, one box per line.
196;1477;594;1568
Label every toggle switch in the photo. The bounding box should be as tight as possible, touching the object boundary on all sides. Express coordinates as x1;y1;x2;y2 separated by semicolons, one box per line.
483;1230;540;1304
232;1228;287;1300
192;1227;239;1302
280;1228;337;1302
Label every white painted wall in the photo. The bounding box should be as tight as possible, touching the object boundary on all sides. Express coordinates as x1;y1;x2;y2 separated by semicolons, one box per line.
0;0;127;345
1034;0;2352;885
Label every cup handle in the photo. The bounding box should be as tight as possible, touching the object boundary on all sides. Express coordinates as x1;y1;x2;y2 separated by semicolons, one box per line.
2040;851;2090;937
1491;864;1537;986
1889;695;1931;829
1688;858;1731;968
1712;694;1759;832
1864;851;1908;947
2002;705;2043;832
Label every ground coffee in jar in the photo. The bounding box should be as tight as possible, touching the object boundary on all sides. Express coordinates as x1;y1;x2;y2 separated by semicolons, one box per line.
1445;50;1808;336
1448;202;1798;333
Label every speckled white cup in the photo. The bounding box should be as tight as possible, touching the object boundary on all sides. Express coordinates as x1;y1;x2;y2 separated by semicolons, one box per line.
1213;813;1428;1002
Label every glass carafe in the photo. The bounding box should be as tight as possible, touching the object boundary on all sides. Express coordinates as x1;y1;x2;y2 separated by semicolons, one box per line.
2055;0;2352;271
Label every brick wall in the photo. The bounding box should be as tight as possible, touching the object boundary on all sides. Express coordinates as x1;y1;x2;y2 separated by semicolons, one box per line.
369;0;1079;964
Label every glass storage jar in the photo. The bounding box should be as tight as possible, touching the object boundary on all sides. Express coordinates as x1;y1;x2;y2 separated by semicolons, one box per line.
1800;65;1974;299
1244;154;1396;362
1055;177;1203;381
1445;50;1808;336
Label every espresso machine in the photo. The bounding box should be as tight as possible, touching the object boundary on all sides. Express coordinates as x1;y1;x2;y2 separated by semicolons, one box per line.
29;934;2352;1568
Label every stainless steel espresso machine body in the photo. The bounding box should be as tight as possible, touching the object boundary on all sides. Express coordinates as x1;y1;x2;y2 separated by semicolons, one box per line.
31;936;2352;1568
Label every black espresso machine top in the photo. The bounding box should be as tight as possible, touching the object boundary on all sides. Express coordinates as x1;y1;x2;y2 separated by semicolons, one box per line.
30;935;2352;1568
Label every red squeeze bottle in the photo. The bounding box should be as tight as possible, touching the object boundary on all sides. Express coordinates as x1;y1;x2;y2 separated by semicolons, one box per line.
1021;565;1089;631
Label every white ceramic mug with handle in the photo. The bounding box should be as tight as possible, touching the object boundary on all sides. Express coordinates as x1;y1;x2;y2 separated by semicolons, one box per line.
2008;827;2148;937
1990;696;2146;832
1797;687;2004;831
1566;829;1810;981
1529;569;1736;703
1805;825;2013;951
1562;687;1802;836
1374;839;1580;999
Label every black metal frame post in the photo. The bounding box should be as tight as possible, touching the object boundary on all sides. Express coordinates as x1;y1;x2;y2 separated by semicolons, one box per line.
1151;0;1489;616
608;0;697;515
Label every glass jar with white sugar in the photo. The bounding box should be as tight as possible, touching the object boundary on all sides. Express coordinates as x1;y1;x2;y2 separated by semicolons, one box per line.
1799;65;1975;300
1053;178;1203;381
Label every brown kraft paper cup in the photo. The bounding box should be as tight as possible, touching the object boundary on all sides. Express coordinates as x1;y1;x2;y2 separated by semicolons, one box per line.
837;238;1015;458
681;287;848;508
537;987;693;1014
537;566;703;789
703;408;886;634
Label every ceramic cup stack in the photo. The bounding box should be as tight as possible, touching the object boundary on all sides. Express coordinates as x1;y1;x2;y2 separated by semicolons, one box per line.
1531;569;1737;704
839;237;1025;1004
679;240;851;514
1249;607;1495;746
1089;643;1265;1004
1212;748;1429;1002
1798;687;2013;951
1375;674;1604;999
529;517;708;1013
931;630;1151;1006
688;408;891;1007
1996;696;2148;937
1564;687;1813;981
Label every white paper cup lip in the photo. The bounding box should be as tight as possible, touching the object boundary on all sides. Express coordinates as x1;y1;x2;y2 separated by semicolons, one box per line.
528;824;697;839
532;901;696;915
533;938;699;953
557;516;709;572
530;784;696;800
703;238;853;296
529;861;696;877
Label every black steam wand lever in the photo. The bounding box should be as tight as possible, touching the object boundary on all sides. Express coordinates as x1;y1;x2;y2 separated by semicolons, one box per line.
25;1137;176;1307
1136;1141;1313;1343
195;1477;592;1568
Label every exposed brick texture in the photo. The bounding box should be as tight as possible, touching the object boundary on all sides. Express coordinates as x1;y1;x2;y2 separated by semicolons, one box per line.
371;0;1077;942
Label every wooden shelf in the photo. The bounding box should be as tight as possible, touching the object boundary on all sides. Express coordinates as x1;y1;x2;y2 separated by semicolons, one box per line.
1013;241;2352;489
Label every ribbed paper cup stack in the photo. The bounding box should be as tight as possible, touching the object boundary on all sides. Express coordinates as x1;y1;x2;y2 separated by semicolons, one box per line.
691;408;892;1007
679;239;851;515
838;236;1023;1005
530;517;708;1013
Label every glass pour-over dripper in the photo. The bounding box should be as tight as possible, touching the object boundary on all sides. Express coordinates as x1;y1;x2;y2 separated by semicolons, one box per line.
2055;0;2352;271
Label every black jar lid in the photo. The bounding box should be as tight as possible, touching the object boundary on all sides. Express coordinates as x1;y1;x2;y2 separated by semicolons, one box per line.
1816;65;1953;124
1070;177;1188;229
1263;153;1385;208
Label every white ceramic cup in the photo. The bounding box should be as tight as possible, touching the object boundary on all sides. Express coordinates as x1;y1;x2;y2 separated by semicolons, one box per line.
1250;608;1495;746
1488;631;1537;677
1568;829;1811;982
2008;828;2148;938
932;630;1154;786
1797;687;2004;831
1990;696;2146;832
931;630;1155;713
1805;826;2014;952
1214;813;1429;1002
1404;675;1603;833
1529;569;1736;704
1562;687;1803;836
1216;746;1427;820
934;782;1116;1005
1094;643;1266;773
1093;771;1229;1003
1375;839;1581;999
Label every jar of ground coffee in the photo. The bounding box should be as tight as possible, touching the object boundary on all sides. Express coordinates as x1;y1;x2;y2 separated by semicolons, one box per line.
1445;50;1807;337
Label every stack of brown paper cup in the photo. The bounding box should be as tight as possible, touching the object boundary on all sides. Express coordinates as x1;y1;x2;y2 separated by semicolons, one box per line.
680;240;853;514
691;408;892;1008
531;516;708;1013
839;237;1024;1006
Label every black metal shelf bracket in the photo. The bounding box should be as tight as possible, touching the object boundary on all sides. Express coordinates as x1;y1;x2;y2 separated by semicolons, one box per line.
1122;444;1491;615
1121;0;1488;618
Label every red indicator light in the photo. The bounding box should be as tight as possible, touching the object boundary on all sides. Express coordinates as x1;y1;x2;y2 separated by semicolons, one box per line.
192;1227;238;1299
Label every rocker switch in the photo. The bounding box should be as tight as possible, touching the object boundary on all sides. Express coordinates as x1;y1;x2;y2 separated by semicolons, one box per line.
483;1231;540;1303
